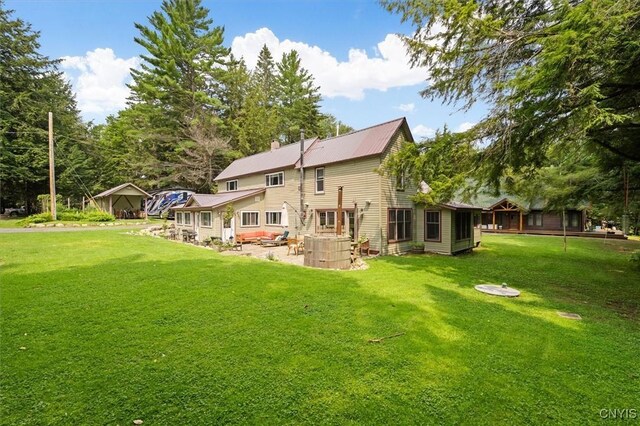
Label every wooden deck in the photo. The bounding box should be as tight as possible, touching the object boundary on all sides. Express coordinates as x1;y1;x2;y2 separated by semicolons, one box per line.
480;229;628;240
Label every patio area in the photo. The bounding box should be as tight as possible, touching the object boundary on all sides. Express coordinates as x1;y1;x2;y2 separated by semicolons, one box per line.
218;242;307;266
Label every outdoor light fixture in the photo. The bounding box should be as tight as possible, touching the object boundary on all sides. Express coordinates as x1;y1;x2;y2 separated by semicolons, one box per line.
365;200;371;206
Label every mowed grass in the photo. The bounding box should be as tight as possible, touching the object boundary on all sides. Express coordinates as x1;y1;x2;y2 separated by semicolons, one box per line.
1;232;638;425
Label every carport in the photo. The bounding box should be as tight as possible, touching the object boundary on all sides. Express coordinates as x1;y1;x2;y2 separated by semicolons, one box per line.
94;183;150;218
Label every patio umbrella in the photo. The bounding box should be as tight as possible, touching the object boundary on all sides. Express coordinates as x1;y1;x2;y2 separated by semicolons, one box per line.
281;203;289;228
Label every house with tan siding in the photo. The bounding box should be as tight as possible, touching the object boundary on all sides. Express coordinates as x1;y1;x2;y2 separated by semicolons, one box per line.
173;118;480;255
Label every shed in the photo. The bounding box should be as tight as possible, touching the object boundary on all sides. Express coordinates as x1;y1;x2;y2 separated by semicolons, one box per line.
94;183;150;218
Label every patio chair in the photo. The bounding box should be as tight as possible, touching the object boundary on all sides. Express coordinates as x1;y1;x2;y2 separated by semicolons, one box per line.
261;230;290;247
359;239;370;256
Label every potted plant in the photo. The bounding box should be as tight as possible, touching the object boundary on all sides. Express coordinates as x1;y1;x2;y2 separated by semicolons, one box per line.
409;241;425;254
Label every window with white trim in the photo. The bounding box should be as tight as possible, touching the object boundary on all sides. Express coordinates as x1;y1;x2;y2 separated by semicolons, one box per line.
226;180;238;191
265;211;282;225
315;168;324;193
184;212;192;225
318;211;336;229
241;211;259;227
265;171;284;187
176;212;183;225
201;211;212;227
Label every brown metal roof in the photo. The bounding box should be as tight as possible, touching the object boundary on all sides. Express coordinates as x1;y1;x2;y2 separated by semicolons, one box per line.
297;118;411;168
94;182;150;199
175;188;265;210
215;138;318;181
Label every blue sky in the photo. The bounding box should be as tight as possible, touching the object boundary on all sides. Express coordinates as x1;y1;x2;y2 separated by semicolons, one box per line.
6;0;486;138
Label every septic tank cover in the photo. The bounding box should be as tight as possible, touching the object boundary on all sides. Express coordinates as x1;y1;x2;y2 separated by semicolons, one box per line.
475;284;520;297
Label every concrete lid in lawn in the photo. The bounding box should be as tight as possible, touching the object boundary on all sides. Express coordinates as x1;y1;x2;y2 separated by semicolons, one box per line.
475;284;520;297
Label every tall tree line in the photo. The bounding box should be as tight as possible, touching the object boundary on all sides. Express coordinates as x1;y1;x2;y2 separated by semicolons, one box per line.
380;0;640;230
1;0;352;210
97;0;344;194
0;3;94;213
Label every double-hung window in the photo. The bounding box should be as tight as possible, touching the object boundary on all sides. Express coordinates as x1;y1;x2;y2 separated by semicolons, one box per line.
265;211;282;226
388;208;412;242
201;211;212;227
176;212;183;225
184;212;192;225
241;211;259;227
315;168;324;193
265;171;284;187
318;211;336;229
425;210;441;241
226;180;238;191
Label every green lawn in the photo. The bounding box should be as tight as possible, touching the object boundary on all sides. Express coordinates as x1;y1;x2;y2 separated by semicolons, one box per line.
0;219;22;228
1;232;638;425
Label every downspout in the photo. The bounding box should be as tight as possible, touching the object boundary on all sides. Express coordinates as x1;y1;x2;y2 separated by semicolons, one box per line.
378;160;383;255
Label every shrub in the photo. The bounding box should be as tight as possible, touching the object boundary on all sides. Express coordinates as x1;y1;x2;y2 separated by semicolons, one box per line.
18;213;53;226
58;210;84;221
84;211;115;222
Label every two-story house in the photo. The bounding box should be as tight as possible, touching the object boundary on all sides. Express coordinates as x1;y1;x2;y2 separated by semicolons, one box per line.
173;118;480;255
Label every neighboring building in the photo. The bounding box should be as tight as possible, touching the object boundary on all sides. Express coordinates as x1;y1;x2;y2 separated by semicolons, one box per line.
93;183;150;218
416;202;483;254
174;118;480;255
479;197;587;233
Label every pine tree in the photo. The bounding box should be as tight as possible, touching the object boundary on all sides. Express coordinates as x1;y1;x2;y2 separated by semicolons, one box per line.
0;4;87;212
254;44;276;101
275;50;322;144
127;0;230;187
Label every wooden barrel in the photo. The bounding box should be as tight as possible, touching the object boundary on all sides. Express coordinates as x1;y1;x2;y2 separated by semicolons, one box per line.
304;236;351;270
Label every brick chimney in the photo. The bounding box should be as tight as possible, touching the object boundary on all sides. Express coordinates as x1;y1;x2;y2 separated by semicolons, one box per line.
271;140;280;151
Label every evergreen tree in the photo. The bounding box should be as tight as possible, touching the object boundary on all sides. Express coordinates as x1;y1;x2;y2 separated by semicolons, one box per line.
218;54;250;152
127;0;230;187
317;114;354;139
0;4;87;212
254;44;276;101
275;50;322;144
232;45;280;155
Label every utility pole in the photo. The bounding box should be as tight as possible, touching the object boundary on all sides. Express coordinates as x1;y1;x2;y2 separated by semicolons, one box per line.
48;112;57;220
299;129;305;233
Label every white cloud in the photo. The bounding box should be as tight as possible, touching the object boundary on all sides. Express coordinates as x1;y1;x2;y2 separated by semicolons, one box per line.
412;124;436;139
61;48;139;120
396;103;415;113
231;28;428;100
456;121;476;133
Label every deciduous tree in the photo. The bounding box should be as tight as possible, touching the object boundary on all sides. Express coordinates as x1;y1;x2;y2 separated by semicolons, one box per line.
382;0;640;182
